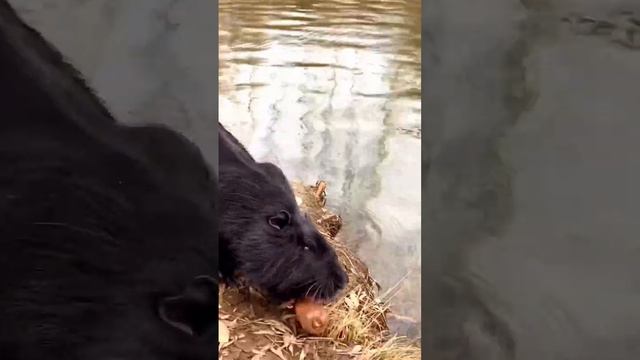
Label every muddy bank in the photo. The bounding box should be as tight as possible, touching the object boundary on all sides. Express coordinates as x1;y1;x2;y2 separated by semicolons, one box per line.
425;1;640;359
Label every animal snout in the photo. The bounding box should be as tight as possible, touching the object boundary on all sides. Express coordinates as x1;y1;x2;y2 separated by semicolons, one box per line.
333;265;348;292
320;261;347;300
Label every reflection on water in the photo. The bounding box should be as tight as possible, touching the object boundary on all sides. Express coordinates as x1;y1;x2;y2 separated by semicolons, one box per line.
219;0;421;337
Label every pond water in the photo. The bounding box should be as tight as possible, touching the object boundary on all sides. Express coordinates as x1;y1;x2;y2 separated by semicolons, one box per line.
219;0;422;338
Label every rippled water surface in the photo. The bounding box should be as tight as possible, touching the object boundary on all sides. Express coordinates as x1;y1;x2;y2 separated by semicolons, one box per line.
219;0;422;337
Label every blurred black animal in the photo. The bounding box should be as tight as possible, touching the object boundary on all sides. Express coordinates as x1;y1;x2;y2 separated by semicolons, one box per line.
0;1;218;359
218;123;348;303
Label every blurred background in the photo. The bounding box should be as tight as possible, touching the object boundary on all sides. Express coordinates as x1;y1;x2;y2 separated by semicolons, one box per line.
11;0;217;166
424;0;640;359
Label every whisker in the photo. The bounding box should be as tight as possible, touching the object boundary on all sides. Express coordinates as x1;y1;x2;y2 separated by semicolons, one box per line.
304;281;318;299
311;284;321;301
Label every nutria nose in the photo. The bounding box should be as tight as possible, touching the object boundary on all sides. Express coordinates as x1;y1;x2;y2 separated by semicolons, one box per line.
333;265;348;292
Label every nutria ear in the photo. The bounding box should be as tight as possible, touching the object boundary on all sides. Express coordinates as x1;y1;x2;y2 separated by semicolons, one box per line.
158;275;218;336
268;210;291;230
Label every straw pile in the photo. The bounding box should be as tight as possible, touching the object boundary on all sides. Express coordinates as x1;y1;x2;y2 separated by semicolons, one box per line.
218;181;421;360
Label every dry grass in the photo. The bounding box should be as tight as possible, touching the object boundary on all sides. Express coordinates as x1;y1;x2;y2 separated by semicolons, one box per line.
218;181;421;360
359;337;422;360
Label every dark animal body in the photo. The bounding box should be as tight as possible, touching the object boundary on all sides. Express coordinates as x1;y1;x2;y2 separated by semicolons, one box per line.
218;123;348;303
0;1;218;359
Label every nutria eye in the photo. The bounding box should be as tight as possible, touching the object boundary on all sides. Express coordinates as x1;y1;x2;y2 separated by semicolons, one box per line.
268;210;291;230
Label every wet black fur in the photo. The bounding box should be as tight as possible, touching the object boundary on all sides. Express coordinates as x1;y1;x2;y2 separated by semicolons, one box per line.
0;1;218;359
218;123;348;303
